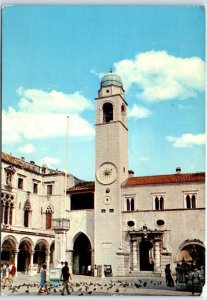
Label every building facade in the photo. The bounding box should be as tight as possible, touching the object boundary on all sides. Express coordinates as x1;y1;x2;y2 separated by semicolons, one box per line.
1;72;205;277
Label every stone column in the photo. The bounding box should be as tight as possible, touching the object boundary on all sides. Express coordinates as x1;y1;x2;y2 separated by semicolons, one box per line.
66;250;73;273
131;237;138;271
30;251;34;274
116;247;126;276
13;250;19;276
154;238;161;273
46;251;51;272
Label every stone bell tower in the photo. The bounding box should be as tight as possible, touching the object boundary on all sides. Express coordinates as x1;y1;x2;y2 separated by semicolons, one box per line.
94;71;128;275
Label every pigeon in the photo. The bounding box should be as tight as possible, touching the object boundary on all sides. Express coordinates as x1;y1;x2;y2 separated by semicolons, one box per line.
79;292;83;296
115;289;119;293
54;288;57;293
87;291;92;295
25;289;29;293
143;282;147;287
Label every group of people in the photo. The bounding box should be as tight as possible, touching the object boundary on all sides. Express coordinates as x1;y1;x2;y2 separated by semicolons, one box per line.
1;262;17;287
37;261;72;295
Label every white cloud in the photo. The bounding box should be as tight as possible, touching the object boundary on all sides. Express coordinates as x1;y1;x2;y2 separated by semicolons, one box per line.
114;51;205;102
2;108;95;143
18;143;36;154
128;104;151;118
38;156;61;168
2;87;95;145
166;133;205;148
17;87;93;113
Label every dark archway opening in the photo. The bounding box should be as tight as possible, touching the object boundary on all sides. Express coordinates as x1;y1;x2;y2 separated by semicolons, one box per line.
73;233;91;275
140;238;154;271
103;102;113;123
33;243;47;268
18;241;31;272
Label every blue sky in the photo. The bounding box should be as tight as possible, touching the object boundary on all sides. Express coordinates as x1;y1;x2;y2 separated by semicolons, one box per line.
2;6;205;180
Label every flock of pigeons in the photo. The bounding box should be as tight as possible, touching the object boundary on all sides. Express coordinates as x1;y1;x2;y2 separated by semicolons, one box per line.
2;279;164;296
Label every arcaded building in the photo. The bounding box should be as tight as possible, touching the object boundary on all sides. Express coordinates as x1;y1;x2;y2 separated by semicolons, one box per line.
1;72;205;277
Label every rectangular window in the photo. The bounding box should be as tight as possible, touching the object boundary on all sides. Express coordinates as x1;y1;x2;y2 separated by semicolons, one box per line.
33;183;38;194
18;178;23;189
101;209;106;213
47;185;53;196
109;209;114;213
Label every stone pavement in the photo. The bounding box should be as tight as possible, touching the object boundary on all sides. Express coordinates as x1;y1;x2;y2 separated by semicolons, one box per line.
1;272;202;297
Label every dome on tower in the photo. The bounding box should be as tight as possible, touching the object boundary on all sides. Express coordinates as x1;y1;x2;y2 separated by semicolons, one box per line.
101;72;123;88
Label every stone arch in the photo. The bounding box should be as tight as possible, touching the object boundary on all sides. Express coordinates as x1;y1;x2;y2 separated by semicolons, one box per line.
33;239;49;268
175;239;205;266
1;235;18;263
1;235;18;248
73;232;92;275
18;237;33;272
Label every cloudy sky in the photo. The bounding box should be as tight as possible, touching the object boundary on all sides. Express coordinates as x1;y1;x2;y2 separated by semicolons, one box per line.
2;6;205;180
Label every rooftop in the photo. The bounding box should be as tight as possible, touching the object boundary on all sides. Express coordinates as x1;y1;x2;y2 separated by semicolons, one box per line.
123;172;205;187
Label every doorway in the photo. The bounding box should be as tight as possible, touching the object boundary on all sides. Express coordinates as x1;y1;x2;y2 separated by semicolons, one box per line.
139;238;154;271
73;233;91;275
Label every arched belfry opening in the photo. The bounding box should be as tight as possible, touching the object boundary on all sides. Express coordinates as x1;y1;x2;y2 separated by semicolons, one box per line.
73;233;91;275
103;102;113;123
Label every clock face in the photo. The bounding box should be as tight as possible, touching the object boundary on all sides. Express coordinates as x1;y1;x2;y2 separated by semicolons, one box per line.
96;163;117;185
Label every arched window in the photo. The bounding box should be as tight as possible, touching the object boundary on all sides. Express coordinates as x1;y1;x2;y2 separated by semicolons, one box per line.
185;194;196;209
192;195;196;209
9;203;14;225
186;195;191;209
1;193;15;225
154;196;165;210
126;197;135;211
155;197;159;210
160;197;164;210
131;198;135;211
126;199;130;211
4;202;9;224
24;200;31;227
103;102;113;123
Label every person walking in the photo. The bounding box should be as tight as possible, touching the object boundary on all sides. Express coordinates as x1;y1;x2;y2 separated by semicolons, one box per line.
37;264;49;295
10;263;17;286
165;264;174;287
2;263;12;287
61;261;72;295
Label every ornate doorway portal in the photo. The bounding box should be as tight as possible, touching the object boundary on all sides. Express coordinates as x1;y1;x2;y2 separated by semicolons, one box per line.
139;237;154;271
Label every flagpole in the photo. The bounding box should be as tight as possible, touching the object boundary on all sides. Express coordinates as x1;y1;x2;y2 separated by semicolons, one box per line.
64;116;69;218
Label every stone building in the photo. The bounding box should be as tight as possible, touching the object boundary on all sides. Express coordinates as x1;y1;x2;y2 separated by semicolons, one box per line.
1;72;205;277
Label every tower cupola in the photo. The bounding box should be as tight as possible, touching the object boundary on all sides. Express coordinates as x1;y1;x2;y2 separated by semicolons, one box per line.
100;72;123;88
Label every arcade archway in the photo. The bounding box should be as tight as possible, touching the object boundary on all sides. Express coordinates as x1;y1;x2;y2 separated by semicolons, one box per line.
18;239;33;272
73;233;91;275
33;240;48;268
1;236;17;264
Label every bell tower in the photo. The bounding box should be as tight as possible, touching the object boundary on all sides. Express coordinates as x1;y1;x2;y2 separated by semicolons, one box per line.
94;72;128;275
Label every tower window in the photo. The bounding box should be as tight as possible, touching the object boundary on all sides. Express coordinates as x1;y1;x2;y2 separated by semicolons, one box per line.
103;102;113;123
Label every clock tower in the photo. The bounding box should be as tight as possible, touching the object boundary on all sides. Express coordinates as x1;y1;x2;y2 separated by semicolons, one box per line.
94;72;128;275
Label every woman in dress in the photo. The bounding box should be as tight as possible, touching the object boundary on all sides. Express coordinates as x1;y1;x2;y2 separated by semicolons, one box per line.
37;264;49;295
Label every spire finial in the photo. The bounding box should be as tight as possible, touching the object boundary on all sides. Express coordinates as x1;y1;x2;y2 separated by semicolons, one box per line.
109;68;113;73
